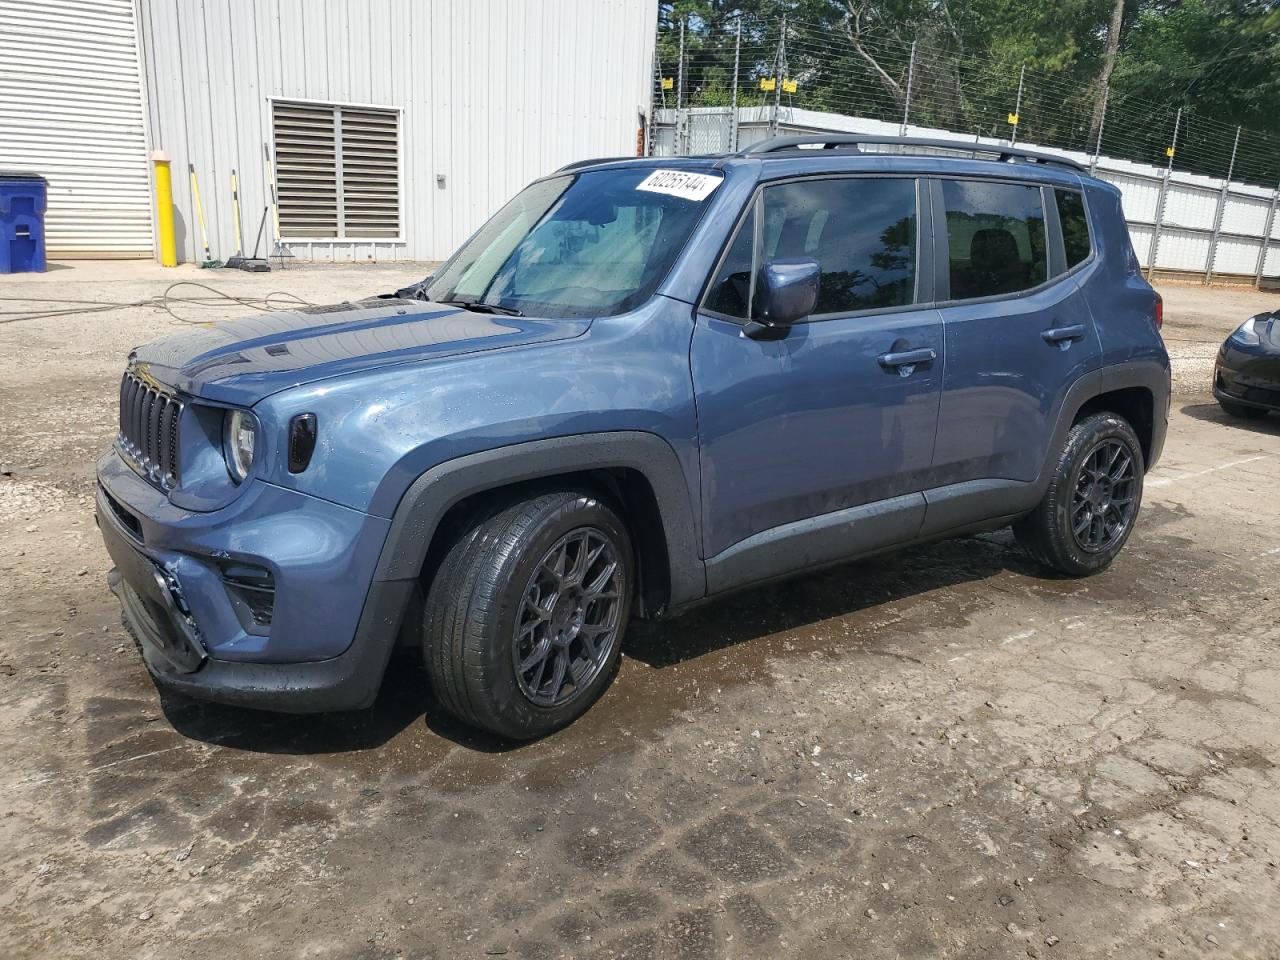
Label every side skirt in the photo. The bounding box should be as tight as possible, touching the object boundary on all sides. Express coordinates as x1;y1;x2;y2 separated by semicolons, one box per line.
698;479;1038;603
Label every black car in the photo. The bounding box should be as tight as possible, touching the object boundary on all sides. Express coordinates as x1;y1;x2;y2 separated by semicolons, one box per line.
1215;311;1280;419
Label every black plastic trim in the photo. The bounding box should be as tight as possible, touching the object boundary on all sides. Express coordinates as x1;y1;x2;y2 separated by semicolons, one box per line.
1099;359;1171;470
1043;185;1067;278
919;479;1037;538
374;432;706;607
704;492;926;595
143;580;413;713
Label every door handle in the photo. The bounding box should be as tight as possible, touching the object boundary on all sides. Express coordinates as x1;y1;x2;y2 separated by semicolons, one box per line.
877;347;937;377
1041;324;1086;346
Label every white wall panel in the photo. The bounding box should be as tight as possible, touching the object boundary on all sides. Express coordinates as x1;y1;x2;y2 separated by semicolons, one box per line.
1212;237;1264;276
1098;172;1160;225
1154;228;1210;272
0;0;153;256
138;0;657;263
1162;184;1219;232
1126;225;1153;267
1220;194;1273;237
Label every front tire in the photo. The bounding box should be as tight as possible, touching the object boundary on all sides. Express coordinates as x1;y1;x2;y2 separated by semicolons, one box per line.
423;489;633;740
1013;413;1144;577
1218;398;1269;420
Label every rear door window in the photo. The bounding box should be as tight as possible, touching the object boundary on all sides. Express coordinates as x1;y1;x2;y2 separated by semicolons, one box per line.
942;180;1047;300
1055;189;1092;269
762;177;917;315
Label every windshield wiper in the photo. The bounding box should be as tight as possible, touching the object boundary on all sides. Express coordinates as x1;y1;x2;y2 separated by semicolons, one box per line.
439;299;523;317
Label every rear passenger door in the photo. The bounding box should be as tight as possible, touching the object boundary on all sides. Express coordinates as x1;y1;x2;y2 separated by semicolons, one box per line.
691;175;943;562
930;178;1101;487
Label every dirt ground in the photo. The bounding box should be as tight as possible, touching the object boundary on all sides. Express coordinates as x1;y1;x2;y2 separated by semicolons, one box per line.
1;261;1279;960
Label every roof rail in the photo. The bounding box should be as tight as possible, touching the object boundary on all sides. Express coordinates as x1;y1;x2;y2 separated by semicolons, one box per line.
555;156;642;173
739;134;1087;174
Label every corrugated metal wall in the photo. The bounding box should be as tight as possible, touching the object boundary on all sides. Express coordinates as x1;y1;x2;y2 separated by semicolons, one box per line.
137;0;657;264
0;0;153;257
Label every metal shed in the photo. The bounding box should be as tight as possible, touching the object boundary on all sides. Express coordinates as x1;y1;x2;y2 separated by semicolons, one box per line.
138;0;657;264
0;0;657;264
0;0;153;258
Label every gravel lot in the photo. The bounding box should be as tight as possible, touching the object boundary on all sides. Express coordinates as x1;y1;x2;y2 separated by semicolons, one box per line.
1;262;1278;960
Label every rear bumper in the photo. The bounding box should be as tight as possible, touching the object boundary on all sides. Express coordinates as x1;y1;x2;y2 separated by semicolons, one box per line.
96;446;412;712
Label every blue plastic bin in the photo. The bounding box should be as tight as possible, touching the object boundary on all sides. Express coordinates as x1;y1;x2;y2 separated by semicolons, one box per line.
0;173;49;273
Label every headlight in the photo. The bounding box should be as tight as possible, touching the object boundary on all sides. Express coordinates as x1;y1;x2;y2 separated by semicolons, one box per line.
223;409;258;483
1230;316;1261;347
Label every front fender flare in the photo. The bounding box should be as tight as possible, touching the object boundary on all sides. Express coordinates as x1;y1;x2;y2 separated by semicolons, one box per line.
371;431;706;608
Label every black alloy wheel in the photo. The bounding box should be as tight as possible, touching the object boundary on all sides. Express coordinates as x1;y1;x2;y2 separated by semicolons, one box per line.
514;528;625;708
1069;438;1137;554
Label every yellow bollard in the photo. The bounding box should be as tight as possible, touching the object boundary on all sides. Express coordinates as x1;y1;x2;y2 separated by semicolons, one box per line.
151;150;178;267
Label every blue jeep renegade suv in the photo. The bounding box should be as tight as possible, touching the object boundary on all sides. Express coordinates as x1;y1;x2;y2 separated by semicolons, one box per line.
97;135;1170;739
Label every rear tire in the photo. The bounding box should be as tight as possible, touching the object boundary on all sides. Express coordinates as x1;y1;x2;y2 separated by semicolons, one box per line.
423;489;633;740
1218;398;1269;420
1013;412;1144;577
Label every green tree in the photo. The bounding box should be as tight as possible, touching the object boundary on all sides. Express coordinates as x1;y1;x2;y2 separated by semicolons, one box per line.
654;0;1280;181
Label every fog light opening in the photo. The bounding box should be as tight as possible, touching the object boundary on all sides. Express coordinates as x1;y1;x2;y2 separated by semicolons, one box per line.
220;563;276;633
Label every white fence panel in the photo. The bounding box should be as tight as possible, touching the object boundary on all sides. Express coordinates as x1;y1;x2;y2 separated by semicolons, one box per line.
1215;237;1265;275
651;105;1280;281
1221;194;1273;237
1163;183;1220;232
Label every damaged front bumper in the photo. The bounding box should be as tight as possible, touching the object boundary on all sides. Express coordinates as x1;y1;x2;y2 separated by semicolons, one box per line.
95;446;412;712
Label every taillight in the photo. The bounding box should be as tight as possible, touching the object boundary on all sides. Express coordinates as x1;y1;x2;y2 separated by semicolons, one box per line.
1153;294;1163;331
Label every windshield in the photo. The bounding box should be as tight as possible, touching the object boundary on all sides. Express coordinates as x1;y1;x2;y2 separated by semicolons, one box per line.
425;167;720;318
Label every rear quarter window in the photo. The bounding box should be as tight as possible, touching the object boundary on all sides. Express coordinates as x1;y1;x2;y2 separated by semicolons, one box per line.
1055;189;1092;269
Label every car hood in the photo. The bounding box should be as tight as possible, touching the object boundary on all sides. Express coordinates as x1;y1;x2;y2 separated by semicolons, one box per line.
129;298;592;405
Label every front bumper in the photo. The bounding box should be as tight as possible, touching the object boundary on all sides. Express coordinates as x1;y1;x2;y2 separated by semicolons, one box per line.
96;447;412;712
1215;343;1280;412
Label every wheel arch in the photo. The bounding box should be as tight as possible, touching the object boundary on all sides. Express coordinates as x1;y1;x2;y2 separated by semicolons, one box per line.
371;432;706;618
1091;359;1170;470
1072;386;1155;466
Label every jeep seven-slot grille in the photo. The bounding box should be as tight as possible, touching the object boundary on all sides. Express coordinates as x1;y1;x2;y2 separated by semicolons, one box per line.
118;373;182;489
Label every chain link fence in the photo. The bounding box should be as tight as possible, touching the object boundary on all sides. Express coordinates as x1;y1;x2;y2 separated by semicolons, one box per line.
649;14;1280;286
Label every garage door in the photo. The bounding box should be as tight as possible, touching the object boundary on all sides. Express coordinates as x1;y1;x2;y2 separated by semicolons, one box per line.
0;0;153;257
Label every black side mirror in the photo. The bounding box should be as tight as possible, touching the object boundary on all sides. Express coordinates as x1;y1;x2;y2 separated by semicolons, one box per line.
378;275;434;301
744;258;820;339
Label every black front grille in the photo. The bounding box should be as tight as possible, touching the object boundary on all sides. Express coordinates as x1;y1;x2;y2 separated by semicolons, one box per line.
118;372;183;488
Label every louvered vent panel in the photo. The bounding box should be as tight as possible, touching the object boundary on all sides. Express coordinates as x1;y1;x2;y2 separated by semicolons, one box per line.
339;107;400;237
273;101;339;238
273;101;400;240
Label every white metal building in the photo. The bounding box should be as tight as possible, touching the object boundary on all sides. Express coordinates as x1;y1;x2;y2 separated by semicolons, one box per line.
0;0;154;257
0;0;657;263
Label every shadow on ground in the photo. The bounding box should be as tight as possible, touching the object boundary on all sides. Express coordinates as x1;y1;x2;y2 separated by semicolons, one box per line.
156;529;1040;757
1180;400;1278;435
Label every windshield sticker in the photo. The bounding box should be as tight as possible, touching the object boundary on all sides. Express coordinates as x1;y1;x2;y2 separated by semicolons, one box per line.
636;169;723;201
